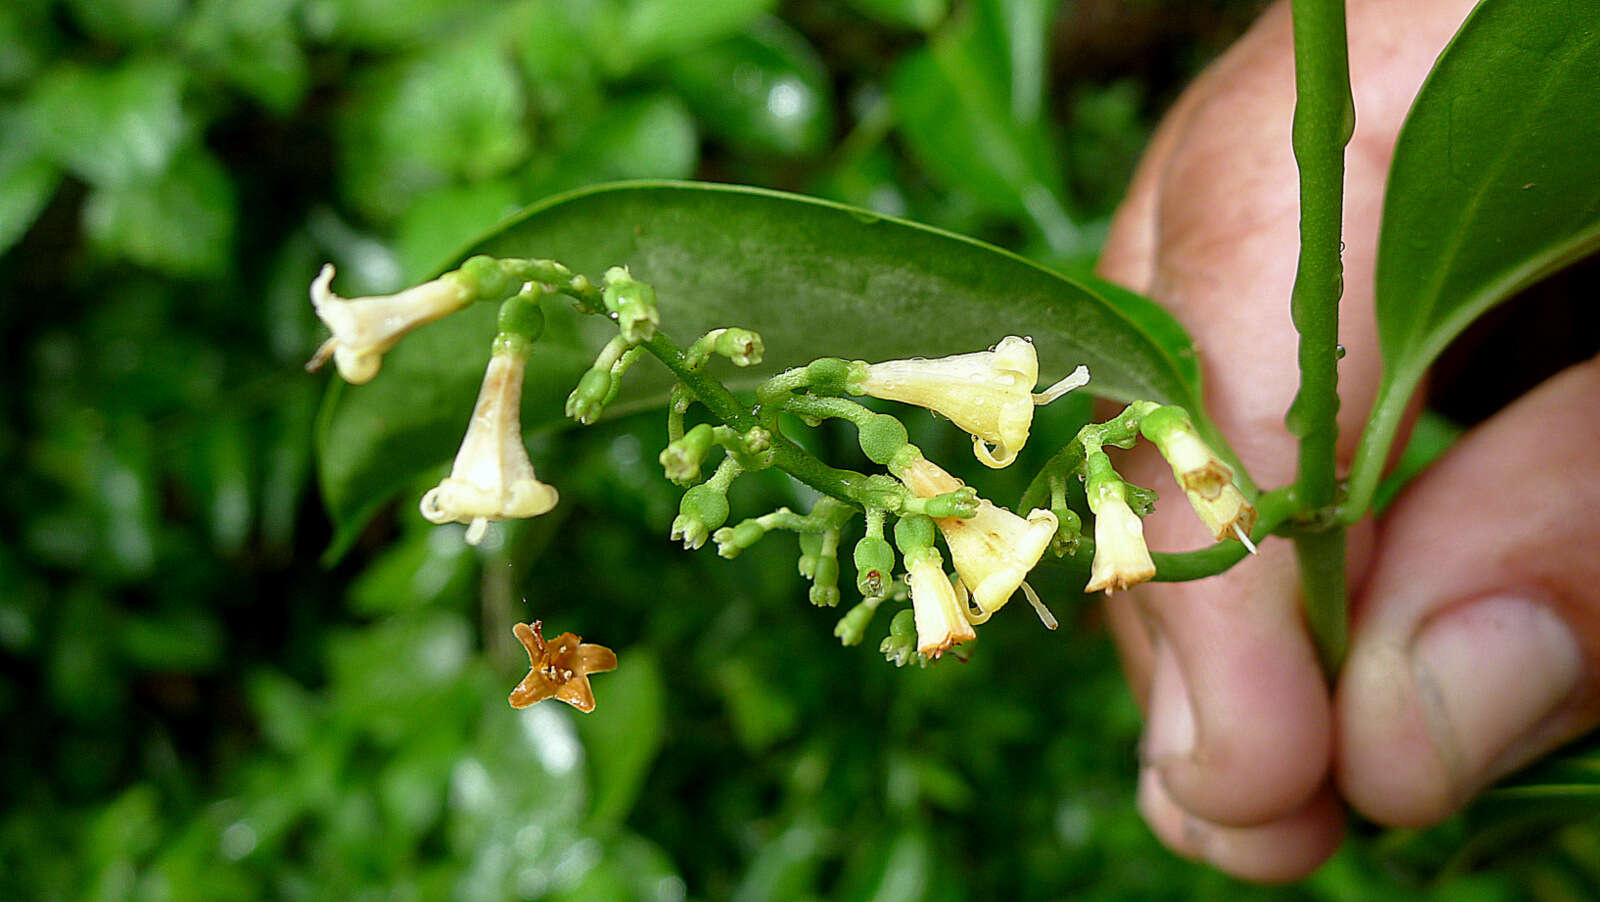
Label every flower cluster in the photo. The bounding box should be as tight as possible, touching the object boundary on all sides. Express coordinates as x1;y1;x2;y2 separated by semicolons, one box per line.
309;255;1262;711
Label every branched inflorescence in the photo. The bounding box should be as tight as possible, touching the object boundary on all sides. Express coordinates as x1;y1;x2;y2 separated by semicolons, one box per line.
307;257;1258;711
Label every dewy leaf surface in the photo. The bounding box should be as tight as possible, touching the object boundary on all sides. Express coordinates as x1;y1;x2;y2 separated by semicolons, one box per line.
1363;0;1600;486
316;181;1199;545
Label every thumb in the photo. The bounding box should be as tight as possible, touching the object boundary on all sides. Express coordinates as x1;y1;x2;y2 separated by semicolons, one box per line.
1337;355;1600;827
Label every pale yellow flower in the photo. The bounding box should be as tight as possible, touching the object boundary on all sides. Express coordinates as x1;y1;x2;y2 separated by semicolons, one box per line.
853;336;1088;468
1187;483;1258;550
905;550;976;659
1085;494;1156;594
899;457;1058;623
420;348;558;544
307;264;472;384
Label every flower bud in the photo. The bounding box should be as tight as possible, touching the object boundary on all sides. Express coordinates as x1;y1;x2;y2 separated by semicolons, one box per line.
853;534;896;597
880;608;918;667
713;328;764;366
566;367;613;425
671;483;730;550
809;554;841;607
660;423;716;484
602;266;659;344
834;595;885;647
712;518;769;559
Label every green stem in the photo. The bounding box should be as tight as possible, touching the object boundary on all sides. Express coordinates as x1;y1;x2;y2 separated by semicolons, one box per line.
1341;363;1420;522
1287;0;1355;673
641;333;873;506
1295;528;1348;672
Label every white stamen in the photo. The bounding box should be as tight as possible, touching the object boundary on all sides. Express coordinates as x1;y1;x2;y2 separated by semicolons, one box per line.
1032;365;1091;405
1233;522;1258;554
1020;581;1057;630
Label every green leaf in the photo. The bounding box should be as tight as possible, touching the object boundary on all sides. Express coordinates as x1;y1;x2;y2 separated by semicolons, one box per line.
595;0;777;77
25;57;188;189
889;3;1080;256
337;41;530;223
1354;0;1600;510
664;18;833;157
522;94;698;204
183;0;309;114
315;181;1199;548
845;0;949;31
82;146;237;277
0;105;59;255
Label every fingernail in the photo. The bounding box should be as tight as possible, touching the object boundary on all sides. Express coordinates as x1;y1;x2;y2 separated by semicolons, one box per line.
1142;642;1196;766
1411;595;1583;786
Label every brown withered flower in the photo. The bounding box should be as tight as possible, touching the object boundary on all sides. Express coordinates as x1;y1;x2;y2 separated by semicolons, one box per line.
509;621;617;713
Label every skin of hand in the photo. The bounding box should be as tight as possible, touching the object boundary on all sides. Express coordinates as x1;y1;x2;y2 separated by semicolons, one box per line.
1096;0;1600;883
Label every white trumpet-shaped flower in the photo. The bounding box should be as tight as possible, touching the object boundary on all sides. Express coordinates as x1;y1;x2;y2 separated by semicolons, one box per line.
851;336;1089;468
1159;428;1235;500
899;457;1058;625
905;548;976;659
420;348;559;545
1187;483;1259;551
1085;493;1156;594
307;264;472;384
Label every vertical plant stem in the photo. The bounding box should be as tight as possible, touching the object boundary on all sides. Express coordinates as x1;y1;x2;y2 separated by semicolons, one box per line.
1287;0;1355;673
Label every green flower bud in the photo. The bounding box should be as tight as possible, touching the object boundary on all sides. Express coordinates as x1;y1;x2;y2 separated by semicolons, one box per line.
566;367;613;424
853;534;896;597
713;328;764;366
602;266;659;345
833;595;885;647
671;483;729;550
797;529;822;578
1050;504;1083;556
809;555;840;607
880;608;917;667
712;518;768;559
914;486;980;519
857;413;909;465
660;423;716;485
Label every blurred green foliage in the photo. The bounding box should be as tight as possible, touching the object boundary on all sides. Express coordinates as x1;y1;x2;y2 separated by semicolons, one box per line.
3;0;1595;899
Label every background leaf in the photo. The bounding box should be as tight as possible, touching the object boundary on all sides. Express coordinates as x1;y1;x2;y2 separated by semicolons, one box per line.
1356;0;1600;505
315;181;1200;547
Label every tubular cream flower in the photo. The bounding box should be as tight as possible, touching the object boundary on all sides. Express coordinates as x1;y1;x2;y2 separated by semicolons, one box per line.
1085;492;1156;594
899;457;1058;625
420;348;558;544
849;336;1089;468
306;263;473;384
905;548;976;659
1187;483;1259;550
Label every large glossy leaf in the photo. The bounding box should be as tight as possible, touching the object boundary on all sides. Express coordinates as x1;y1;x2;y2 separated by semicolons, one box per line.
316;181;1199;546
1357;0;1600;505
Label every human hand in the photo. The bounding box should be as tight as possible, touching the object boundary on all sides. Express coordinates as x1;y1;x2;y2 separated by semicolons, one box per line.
1096;0;1600;882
